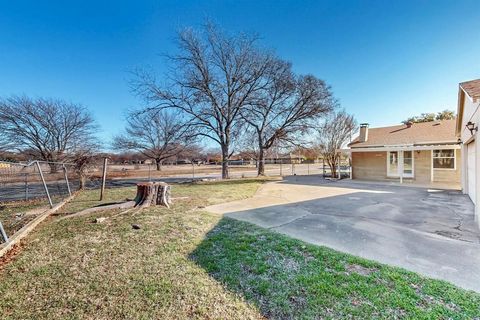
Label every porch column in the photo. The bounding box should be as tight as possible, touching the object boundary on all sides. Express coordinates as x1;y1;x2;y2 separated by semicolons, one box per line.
430;150;434;183
399;151;404;184
349;153;353;179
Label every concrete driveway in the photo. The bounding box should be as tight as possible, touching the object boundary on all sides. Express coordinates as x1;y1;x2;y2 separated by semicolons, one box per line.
206;175;480;292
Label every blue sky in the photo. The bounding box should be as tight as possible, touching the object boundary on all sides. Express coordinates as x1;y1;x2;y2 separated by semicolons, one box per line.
1;0;479;146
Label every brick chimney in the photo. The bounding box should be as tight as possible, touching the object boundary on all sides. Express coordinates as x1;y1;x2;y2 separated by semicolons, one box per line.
359;123;369;142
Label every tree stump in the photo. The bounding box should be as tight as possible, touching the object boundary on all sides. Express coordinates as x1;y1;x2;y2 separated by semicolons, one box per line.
134;182;171;209
61;181;172;219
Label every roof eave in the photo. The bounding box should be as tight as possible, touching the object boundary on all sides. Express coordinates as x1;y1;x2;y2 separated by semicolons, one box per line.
350;140;459;149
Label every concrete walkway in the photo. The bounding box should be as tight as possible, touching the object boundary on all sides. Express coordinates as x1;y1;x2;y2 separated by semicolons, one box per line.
207;176;480;292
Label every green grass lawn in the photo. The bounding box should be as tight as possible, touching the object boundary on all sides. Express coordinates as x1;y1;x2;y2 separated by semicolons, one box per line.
0;179;479;319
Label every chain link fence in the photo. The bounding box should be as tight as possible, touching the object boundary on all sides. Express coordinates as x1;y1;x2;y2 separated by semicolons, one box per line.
0;158;351;244
101;158;351;182
0;160;76;242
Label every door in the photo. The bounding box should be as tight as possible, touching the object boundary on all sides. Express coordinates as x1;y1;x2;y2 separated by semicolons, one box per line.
387;151;414;178
467;141;476;204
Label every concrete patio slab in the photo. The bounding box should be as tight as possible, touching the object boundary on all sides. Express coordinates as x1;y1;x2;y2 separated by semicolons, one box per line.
206;175;480;292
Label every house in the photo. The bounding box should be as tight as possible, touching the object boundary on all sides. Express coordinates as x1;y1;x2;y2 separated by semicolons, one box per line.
265;153;306;164
456;79;480;226
344;119;461;186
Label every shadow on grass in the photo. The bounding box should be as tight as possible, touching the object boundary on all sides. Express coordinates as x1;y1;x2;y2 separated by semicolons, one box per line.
189;217;480;319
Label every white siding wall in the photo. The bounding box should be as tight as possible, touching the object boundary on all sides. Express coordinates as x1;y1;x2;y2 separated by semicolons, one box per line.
460;93;480;227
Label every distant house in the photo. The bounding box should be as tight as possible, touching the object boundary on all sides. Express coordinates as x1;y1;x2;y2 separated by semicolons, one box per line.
344;119;461;186
456;79;480;225
265;153;306;164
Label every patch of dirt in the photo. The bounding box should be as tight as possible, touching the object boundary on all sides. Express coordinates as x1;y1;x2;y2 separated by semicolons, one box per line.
267;254;300;272
0;241;25;270
345;264;377;276
23;206;49;216
289;291;307;309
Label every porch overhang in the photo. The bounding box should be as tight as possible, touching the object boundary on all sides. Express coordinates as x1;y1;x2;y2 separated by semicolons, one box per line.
337;144;461;154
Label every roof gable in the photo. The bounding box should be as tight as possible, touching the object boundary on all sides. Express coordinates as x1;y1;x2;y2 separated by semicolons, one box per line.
460;79;480;101
349;119;457;148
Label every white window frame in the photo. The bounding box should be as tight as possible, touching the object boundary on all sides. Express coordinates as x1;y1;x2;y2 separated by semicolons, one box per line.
387;150;414;178
432;149;456;170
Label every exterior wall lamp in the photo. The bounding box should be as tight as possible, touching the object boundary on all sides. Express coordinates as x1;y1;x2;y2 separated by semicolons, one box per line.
466;121;478;135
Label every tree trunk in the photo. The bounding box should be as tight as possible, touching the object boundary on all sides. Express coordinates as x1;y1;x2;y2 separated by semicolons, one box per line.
49;162;59;174
221;145;229;179
328;157;337;178
331;163;337;178
257;147;265;176
155;159;162;171
62;182;172;219
134;182;171;208
328;157;339;178
79;174;86;190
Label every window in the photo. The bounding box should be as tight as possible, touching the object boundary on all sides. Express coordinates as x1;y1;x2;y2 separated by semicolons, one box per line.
433;149;455;169
403;151;413;175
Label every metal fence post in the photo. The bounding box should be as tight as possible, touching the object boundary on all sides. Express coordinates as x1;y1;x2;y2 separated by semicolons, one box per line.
63;164;72;196
100;157;108;201
0;221;8;243
36;161;53;208
24;173;29;201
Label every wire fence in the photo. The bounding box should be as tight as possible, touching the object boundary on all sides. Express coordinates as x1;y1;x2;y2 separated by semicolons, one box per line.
102;159;351;182
0;160;76;242
0;158;351;244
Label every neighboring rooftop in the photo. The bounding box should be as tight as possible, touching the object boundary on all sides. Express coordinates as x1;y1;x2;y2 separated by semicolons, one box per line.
460;79;480;100
348;119;457;148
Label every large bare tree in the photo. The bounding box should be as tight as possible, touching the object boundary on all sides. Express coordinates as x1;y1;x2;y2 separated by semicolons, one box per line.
316;110;357;178
0;96;98;172
113;109;191;170
242;58;335;175
131;24;278;179
0;133;10;151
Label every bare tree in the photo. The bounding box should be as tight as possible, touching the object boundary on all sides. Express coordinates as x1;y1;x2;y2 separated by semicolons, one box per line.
0;96;98;172
113;109;192;171
72;143;101;190
316;110;357;178
131;24;278;179
242;58;335;175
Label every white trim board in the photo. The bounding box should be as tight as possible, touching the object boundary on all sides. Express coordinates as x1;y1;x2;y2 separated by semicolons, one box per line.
338;144;461;153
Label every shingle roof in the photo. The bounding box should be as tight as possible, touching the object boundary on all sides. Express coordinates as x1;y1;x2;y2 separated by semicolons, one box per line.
460;79;480;100
348;119;457;148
